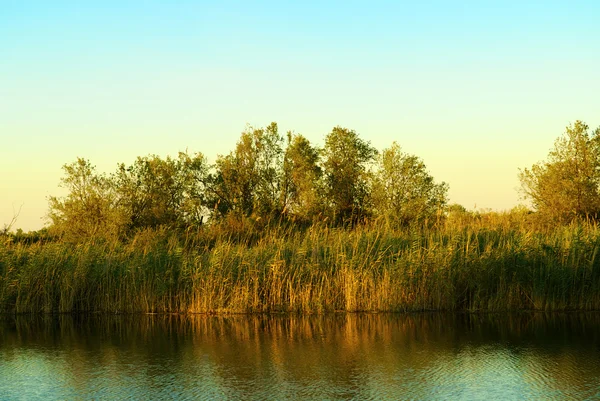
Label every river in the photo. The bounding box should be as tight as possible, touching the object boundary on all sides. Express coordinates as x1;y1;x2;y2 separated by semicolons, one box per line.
1;313;599;400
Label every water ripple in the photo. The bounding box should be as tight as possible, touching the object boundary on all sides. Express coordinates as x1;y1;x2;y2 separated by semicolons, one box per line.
1;313;599;400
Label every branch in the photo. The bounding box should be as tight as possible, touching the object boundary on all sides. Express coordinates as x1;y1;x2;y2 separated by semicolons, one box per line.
2;203;23;235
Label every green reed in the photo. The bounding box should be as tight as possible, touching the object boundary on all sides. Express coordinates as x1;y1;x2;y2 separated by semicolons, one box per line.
2;218;600;313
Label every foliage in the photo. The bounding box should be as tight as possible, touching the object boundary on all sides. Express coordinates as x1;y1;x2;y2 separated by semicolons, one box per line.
43;123;456;235
206;122;284;220
281;132;323;222
114;152;208;232
47;158;123;241
322;126;377;224
371;142;448;227
520;121;600;223
47;153;208;240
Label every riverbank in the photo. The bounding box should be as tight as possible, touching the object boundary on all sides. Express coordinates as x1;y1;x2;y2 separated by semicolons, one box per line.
2;219;600;314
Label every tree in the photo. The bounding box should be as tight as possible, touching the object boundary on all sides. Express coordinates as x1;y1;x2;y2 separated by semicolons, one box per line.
519;121;600;223
281;133;322;222
206;122;284;220
47;158;122;240
114;152;208;231
371;142;448;226
322;126;377;224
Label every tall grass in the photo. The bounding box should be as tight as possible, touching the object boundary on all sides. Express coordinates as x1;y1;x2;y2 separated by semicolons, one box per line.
2;215;600;313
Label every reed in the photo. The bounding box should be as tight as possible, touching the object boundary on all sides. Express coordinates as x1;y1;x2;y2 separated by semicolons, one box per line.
2;217;600;313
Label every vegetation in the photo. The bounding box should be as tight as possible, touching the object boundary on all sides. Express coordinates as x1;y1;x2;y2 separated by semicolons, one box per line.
42;123;449;240
2;210;600;314
371;142;448;228
520;120;600;223
2;120;600;314
322;126;377;224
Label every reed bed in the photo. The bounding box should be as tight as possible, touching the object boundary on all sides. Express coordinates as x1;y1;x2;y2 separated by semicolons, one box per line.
2;219;600;313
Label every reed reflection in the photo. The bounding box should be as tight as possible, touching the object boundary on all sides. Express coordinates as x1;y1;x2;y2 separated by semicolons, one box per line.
0;313;599;400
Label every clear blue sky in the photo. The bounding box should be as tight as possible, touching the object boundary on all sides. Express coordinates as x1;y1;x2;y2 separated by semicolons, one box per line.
2;1;599;231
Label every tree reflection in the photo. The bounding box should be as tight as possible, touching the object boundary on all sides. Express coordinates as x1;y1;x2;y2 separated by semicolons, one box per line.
0;313;599;399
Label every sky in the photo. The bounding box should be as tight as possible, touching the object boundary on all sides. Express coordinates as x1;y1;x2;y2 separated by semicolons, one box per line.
1;0;599;231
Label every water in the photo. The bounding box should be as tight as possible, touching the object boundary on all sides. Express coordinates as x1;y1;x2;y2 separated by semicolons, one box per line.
1;313;599;400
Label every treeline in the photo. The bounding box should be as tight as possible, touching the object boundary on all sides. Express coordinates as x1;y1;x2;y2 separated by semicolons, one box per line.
4;119;600;243
46;123;448;241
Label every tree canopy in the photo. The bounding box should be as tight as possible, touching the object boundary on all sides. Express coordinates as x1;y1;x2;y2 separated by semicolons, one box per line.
47;122;450;239
520;120;600;223
281;132;322;222
48;158;122;240
114;152;207;231
322;126;378;224
206;122;283;220
371;142;448;226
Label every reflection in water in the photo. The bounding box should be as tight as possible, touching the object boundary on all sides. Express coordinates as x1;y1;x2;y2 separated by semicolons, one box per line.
1;313;600;400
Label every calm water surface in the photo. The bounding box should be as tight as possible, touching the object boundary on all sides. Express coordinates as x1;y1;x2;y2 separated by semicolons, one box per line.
1;313;599;400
